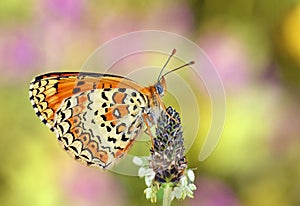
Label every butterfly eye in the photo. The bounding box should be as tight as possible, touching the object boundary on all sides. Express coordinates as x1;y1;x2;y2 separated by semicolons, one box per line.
155;83;164;96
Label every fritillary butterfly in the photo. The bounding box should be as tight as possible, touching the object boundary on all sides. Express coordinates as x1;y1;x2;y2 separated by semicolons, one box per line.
29;49;194;169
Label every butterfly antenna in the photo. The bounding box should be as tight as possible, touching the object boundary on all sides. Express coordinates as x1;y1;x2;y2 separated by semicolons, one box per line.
161;61;195;78
157;49;177;81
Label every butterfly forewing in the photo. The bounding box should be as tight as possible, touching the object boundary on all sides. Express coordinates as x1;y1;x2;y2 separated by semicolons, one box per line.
29;72;144;130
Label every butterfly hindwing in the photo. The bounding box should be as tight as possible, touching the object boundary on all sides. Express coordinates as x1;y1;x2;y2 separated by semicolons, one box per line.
53;87;148;168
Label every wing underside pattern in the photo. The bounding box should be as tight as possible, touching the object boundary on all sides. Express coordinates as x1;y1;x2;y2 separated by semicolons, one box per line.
54;88;148;168
29;72;145;131
29;72;156;168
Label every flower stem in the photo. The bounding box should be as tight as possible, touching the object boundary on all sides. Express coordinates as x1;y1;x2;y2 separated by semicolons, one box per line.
163;184;172;206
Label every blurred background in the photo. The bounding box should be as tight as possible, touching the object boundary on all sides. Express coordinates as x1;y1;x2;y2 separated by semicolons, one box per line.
0;0;300;205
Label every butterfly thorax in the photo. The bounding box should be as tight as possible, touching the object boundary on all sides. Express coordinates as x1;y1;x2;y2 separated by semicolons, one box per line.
139;85;165;126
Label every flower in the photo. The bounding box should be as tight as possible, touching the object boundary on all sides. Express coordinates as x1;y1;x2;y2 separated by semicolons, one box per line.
150;106;187;184
133;106;196;203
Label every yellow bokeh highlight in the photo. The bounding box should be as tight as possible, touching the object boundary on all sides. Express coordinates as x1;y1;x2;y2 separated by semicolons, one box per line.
282;5;300;64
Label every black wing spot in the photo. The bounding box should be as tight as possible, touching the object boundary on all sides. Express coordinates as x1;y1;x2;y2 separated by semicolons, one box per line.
107;136;117;143
59;112;66;121
118;88;126;92
66;100;71;108
42;118;48;125
101;92;109;101
34;95;41;102
77;81;85;86
86;161;93;166
69;146;79;154
101;115;107;121
121;133;129;142
81;154;89;159
62;137;69;145
73;87;81;94
106;126;112;132
114;146;124;150
102;102;107;108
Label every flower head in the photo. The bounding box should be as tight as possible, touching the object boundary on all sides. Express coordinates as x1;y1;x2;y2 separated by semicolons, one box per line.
134;106;196;203
150;106;187;183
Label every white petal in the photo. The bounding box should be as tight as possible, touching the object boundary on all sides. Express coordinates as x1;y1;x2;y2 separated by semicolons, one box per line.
145;176;153;187
187;169;195;182
180;176;188;186
144;188;152;199
186;188;194;198
133;156;143;166
145;168;155;176
170;191;175;201
138;168;146;177
185;186;193;195
189;183;197;190
149;170;155;180
174;187;183;199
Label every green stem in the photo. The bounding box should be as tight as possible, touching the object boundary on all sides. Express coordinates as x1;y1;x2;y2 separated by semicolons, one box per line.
163;184;172;206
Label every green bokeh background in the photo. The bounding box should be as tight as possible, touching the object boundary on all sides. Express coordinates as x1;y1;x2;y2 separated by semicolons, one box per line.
0;1;300;206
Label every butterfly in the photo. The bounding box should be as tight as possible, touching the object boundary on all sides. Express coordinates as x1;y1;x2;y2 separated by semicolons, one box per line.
29;49;194;169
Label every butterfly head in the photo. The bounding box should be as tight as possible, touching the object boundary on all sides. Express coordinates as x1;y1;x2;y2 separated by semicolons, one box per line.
154;77;166;97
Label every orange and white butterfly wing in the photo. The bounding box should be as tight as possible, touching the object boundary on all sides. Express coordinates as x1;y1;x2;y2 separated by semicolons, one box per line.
54;88;148;168
29;72;151;168
29;72;146;130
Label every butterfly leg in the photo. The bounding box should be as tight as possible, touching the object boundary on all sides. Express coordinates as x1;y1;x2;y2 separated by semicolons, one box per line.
142;113;155;147
144;128;152;136
156;97;179;124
